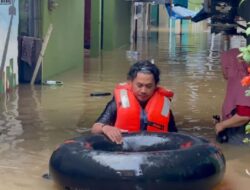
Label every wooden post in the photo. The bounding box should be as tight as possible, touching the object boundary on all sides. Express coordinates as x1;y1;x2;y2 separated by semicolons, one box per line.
30;24;53;85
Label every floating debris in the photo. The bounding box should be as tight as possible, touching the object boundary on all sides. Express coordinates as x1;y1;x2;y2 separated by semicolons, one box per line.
43;80;63;86
90;92;111;97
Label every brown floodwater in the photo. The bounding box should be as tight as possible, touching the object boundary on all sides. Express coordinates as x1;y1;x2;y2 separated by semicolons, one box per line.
0;31;249;190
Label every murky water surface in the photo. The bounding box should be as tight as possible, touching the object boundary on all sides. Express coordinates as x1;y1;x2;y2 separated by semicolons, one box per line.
0;31;249;190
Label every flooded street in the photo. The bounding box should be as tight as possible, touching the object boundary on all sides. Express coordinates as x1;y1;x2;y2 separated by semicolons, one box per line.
0;30;250;190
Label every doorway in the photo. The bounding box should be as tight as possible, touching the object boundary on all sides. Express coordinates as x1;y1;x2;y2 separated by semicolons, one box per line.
18;0;42;84
84;0;91;50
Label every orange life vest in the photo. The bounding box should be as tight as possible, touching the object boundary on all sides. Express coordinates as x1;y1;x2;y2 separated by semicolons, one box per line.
114;83;173;132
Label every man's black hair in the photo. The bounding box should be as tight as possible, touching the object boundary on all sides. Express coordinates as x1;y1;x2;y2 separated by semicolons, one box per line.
127;60;160;84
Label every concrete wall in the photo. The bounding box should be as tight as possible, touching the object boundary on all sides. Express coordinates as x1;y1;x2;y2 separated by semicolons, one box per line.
91;0;131;54
41;0;84;79
103;0;131;50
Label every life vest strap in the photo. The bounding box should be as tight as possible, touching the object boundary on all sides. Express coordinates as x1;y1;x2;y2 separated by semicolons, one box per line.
147;121;165;130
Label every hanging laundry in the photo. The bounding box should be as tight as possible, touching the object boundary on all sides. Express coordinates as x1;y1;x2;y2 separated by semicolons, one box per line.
21;36;35;66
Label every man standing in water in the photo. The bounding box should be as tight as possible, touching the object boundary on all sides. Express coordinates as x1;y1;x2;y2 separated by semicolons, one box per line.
91;60;177;144
214;48;250;143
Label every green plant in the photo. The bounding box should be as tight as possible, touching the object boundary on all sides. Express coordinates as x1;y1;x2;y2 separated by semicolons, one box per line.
237;23;250;93
243;123;250;143
236;22;250;143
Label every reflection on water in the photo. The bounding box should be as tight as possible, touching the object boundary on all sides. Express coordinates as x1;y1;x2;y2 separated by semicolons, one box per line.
0;31;249;189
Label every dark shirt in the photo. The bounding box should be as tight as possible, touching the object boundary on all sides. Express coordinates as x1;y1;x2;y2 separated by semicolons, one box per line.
96;97;178;132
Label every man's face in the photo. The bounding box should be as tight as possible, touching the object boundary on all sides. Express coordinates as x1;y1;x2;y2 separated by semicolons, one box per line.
130;72;156;103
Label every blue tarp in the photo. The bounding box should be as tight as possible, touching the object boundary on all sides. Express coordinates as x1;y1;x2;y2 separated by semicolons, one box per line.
165;4;197;19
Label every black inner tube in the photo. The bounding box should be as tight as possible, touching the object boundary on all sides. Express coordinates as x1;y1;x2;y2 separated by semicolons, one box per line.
75;132;208;152
49;132;226;190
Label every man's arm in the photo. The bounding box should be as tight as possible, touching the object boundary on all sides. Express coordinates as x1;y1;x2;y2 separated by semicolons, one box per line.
91;98;127;144
215;114;250;134
91;97;117;134
168;110;178;132
215;105;250;134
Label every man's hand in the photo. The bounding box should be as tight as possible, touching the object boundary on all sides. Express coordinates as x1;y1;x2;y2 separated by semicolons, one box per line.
102;125;128;144
215;122;225;135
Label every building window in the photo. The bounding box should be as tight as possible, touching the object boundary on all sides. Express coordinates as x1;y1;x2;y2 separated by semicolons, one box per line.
0;0;11;5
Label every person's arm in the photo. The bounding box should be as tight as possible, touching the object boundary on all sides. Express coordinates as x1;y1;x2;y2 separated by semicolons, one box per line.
91;97;116;133
91;123;109;134
168;110;178;132
92;122;125;144
91;98;127;144
215;105;250;134
215;114;250;134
